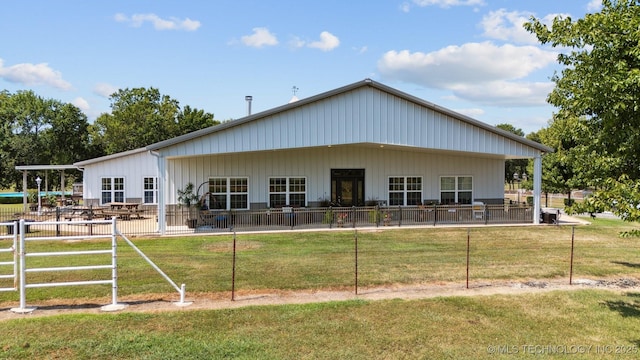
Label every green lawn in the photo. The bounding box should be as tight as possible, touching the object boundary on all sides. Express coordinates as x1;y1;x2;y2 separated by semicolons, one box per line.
0;290;638;359
0;218;639;358
1;217;639;302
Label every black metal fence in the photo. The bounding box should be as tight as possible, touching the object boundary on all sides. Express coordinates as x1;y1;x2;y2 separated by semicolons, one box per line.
1;203;534;237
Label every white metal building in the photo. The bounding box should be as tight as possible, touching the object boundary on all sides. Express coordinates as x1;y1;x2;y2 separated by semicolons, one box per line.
76;79;551;233
75;148;158;207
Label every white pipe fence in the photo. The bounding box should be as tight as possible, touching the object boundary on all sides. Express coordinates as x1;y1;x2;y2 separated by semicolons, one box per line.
11;218;123;313
0;221;18;292
7;218;189;314
116;230;189;305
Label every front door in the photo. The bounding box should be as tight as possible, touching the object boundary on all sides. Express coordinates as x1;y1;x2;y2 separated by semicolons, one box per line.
331;169;364;206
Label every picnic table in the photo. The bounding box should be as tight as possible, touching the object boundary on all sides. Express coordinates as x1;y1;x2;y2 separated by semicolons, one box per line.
61;207;105;221
102;203;144;220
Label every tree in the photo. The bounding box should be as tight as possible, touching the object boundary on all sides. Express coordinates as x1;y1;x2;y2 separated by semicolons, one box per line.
530;117;591;206
0;90;91;189
496;124;528;190
90;88;217;154
525;0;640;233
177;105;217;134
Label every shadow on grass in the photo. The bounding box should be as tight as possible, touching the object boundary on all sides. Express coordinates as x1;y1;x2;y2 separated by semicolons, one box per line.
603;292;640;318
611;261;640;269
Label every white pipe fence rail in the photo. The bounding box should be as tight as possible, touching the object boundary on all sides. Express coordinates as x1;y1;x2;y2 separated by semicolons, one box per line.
116;230;189;306
0;221;18;292
7;218;189;314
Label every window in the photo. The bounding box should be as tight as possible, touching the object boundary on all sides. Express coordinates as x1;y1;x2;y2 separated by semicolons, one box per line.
388;176;422;206
143;177;157;204
208;177;248;210
101;177;124;204
440;176;473;205
269;177;306;207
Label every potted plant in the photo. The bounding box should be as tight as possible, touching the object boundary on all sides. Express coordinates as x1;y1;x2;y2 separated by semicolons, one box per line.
177;182;199;228
336;212;348;227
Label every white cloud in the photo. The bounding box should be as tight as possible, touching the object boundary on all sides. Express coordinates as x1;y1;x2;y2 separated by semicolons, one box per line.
453;80;554;106
72;97;90;112
412;0;485;8
0;58;72;90
307;31;340;51
587;0;602;12
241;27;278;48
480;9;540;44
400;2;412;12
480;10;571;45
93;83;118;98
114;13;201;31
289;36;306;49
454;107;485;118
288;31;341;51
377;42;557;106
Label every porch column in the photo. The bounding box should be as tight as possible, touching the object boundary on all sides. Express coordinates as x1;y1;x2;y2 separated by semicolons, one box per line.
154;152;167;235
533;153;542;225
22;170;28;213
60;171;65;202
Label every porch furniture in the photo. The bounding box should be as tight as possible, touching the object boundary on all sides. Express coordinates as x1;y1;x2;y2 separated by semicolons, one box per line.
103;203;144;220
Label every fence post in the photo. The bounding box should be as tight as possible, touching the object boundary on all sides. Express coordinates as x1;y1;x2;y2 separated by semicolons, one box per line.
466;228;470;289
232;232;237;301
569;225;575;285
433;203;437;226
11;220;34;313
102;217;126;311
354;230;358;295
329;206;334;229
398;206;402;227
351;206;356;228
56;207;61;236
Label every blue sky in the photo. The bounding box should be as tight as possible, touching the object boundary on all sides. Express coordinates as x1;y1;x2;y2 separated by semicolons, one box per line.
1;0;602;135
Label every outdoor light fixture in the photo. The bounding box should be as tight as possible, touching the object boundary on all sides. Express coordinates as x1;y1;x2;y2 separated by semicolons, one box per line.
36;176;42;216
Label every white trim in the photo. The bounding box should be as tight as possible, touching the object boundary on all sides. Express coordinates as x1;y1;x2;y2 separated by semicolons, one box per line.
208;177;250;210
439;175;474;205
142;176;158;204
268;176;307;208
100;176;125;205
388;176;423;206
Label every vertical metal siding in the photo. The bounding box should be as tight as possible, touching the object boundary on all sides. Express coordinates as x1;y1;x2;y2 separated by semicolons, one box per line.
164;147;504;205
159;86;541;158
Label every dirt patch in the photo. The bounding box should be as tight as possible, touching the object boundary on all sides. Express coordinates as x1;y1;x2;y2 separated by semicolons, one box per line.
202;240;263;252
1;277;639;321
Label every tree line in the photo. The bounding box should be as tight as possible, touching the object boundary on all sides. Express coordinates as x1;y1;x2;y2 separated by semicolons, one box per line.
0;87;218;190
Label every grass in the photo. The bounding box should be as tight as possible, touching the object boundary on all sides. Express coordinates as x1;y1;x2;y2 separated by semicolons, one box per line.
0;290;638;359
1;217;639;302
0;218;639;358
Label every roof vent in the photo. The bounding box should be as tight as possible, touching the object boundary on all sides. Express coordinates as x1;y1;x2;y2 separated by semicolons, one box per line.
245;95;252;116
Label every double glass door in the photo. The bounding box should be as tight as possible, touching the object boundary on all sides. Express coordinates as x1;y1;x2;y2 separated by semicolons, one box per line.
331;169;364;207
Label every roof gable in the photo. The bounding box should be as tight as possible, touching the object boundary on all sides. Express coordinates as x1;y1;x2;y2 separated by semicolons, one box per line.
147;79;551;158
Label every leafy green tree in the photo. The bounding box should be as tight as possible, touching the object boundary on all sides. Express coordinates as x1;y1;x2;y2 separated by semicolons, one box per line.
532;117;591;206
0;90;91;189
526;0;640;233
91;88;217;154
177;105;217;134
496;124;528;190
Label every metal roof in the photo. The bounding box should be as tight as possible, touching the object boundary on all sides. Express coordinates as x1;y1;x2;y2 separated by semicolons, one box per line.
74;147;149;167
15;165;79;171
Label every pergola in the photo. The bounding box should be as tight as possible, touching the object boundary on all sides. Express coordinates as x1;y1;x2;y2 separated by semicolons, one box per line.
14;165;79;212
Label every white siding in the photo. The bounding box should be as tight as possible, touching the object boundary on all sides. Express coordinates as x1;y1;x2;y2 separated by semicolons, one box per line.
164;146;504;205
82;151;157;203
159;87;540;159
